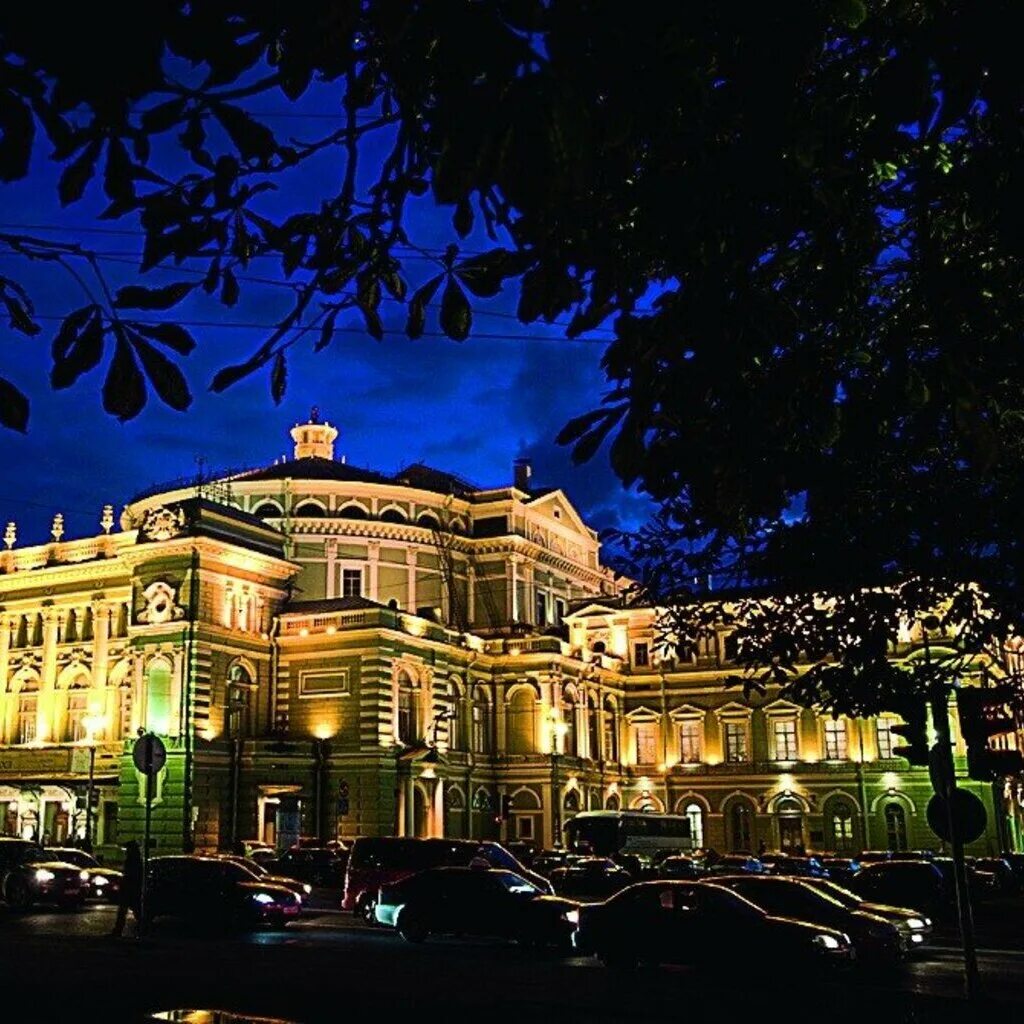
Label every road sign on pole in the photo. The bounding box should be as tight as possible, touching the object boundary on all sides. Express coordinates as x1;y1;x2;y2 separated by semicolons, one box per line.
132;733;166;939
927;789;988;845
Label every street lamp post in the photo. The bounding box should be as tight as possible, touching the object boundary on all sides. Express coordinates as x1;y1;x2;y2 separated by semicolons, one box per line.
548;710;568;848
81;714;105;851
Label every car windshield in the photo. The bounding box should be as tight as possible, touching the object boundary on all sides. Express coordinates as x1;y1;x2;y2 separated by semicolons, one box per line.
44;848;95;867
492;871;540;896
19;848;51;864
219;861;257;883
805;879;861;908
734;882;843;918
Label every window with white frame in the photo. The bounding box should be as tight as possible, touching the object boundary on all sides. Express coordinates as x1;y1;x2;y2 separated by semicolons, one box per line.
66;690;88;742
633;642;650;668
554;598;567;625
678;719;702;763
515;815;535;840
823;719;848;760
876;717;895;759
18;693;37;744
635;722;658;766
772;719;799;761
724;721;749;763
535;591;547;627
341;567;363;598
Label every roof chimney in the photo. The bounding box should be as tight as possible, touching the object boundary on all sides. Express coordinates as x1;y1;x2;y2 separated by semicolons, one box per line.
513;458;532;493
290;407;338;460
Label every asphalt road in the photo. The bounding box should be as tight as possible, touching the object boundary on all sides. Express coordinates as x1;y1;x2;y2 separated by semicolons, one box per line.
0;900;1020;1023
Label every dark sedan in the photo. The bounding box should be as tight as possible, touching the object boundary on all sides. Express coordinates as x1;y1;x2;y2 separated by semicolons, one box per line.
575;880;854;970
851;860;948;919
376;867;578;948
221;856;312;904
658;855;707;880
147;856;301;929
549;857;633;900
266;845;346;887
44;848;122;903
803;877;933;951
0;839;87;910
718;875;905;965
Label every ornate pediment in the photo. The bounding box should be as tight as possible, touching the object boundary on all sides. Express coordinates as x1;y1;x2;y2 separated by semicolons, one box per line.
141;505;186;542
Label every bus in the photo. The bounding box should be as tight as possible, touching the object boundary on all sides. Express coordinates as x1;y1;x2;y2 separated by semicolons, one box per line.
564;811;693;858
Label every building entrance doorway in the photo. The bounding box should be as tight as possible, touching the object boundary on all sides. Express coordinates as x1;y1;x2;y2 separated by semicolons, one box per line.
776;798;804;852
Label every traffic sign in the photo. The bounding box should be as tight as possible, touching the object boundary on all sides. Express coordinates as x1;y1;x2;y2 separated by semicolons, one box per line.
132;733;167;776
926;789;987;844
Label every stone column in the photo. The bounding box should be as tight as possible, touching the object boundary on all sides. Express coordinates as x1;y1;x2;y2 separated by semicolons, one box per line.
367;541;380;603
508;554;521;622
40;608;60;742
91;602;111;689
406;547;418;612
325;539;337;599
0;613;10;692
466;565;475;627
431;778;445;838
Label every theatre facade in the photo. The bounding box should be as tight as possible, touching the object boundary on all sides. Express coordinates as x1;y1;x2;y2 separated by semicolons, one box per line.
0;414;1016;859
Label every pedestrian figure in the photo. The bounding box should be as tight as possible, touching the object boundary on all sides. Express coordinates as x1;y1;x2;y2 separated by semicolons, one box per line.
110;840;142;937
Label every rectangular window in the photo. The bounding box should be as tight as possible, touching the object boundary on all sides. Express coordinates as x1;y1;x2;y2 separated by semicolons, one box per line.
824;719;848;760
67;692;88;742
554;599;567;625
535;591;547;627
298;670;349;698
634;643;650;668
515;815;535;840
876;718;894;760
635;723;658;766
772;719;798;761
724;721;748;763
341;568;363;597
678;720;702;763
18;695;37;744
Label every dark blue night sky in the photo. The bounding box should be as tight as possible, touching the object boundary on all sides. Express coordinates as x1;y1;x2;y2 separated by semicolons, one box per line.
0;96;654;547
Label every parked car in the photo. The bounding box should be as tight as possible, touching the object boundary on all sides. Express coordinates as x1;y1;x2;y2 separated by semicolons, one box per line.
658;855;707;880
758;853;828;878
146;856;301;929
504;841;537;868
375;866;578;948
857;851;894;864
972;857;1017;895
850;860;949;919
576;880;854;970
548;857;633;900
999;852;1024;888
220;856;312;903
0;838;87;910
43;847;122;902
803;877;933;951
821;857;861;885
343;837;551;921
267;845;347;887
717;875;905;965
707;854;763;876
531;851;576;878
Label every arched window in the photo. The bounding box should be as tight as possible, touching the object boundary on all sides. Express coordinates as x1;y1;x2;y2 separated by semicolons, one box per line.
472;689;492;754
728;801;754;852
828;799;857;853
145;659;174;735
396;672;417;744
884;803;908;852
587;695;600;760
227;663;253;740
448;687;466;752
64;610;78;644
117;682;133;739
562;690;578;756
337;504;368;520
293;501;324;517
605;792;621;811
564;788;581;819
251;503;281;519
684;802;705;848
592;641;606;654
379;507;408;524
506;688;536;754
603;699;618;762
416;512;440;530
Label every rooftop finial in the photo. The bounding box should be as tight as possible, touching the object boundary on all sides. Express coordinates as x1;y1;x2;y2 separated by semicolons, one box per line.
290;412;338;461
51;513;64;543
3;522;15;549
310;405;321;424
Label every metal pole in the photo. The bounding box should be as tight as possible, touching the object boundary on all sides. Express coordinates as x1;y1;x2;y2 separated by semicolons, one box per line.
84;743;96;850
551;751;560;848
856;724;871;850
140;764;153;940
931;687;981;1000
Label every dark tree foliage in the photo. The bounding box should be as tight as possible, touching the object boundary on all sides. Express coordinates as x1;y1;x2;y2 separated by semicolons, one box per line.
1;2;1023;622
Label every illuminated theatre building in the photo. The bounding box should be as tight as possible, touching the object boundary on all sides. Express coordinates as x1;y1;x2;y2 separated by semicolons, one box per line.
0;414;1011;858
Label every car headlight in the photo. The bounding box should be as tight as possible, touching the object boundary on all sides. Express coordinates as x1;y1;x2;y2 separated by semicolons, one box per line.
906;917;926;930
252;892;276;905
564;909;580;926
93;875;109;887
79;870;90;882
812;933;842;950
34;869;55;883
303;883;312;895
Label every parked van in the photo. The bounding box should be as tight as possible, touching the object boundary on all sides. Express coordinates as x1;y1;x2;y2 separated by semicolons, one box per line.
342;837;551;920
